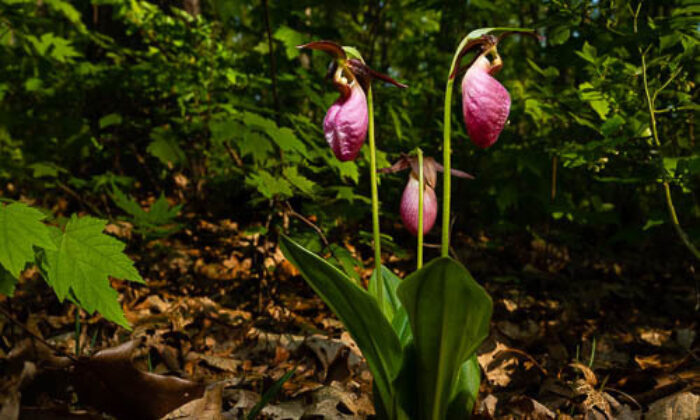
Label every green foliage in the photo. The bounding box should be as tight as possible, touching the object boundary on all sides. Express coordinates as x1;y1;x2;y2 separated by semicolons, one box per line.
246;366;297;420
280;237;492;419
368;265;403;322
147;128;186;168
446;356;481;419
111;189;181;237
42;215;144;327
0;202;143;328
396;258;492;419
0;202;56;277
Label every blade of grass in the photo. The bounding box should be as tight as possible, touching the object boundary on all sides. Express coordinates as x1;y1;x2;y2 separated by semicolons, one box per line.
247;366;297;420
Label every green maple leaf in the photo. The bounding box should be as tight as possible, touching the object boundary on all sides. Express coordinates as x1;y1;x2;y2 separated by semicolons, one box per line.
43;216;144;328
0;202;56;278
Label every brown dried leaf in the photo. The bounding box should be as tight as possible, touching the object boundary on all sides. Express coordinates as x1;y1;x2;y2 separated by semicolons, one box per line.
570;362;598;386
509;396;556;419
638;328;672;347
646;392;700;420
161;383;224;420
74;340;205;420
187;353;240;373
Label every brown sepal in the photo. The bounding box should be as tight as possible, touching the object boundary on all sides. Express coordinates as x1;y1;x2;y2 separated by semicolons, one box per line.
346;59;408;93
381;154;473;188
297;40;347;59
449;36;496;80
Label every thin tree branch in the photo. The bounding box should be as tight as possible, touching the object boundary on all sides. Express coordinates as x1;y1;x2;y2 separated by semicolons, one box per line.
640;49;700;261
0;305;78;362
261;0;281;124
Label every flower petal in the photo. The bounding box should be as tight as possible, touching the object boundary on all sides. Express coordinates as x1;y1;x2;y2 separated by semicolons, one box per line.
400;177;438;236
461;56;511;148
323;84;369;161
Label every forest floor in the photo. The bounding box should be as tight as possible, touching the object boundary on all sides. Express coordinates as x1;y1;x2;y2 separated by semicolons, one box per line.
1;211;698;419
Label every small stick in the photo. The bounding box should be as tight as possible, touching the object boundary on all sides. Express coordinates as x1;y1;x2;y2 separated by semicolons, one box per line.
0;304;77;362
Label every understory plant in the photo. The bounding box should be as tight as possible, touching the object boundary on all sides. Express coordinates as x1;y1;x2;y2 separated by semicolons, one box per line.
281;28;536;419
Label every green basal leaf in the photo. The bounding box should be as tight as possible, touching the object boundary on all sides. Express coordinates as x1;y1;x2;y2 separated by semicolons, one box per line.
368;265;403;321
279;236;401;418
446;355;481;419
397;257;492;420
392;308;412;348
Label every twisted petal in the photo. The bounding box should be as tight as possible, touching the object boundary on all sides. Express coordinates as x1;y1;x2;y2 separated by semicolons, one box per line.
461;56;511;148
400;177;438;236
323;83;368;161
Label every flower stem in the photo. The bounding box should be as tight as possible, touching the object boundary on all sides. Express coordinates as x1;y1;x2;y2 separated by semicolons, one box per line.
441;77;454;257
441;33;473;258
367;86;384;301
417;148;424;269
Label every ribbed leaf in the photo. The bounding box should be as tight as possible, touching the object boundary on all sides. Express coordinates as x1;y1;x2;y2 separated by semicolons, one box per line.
446;355;481;419
42;216;144;328
368;265;402;321
397;257;492;420
279;236;401;417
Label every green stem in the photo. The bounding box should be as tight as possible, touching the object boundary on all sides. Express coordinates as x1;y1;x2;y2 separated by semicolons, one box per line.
442;77;454;257
641;52;700;261
367;87;384;300
441;33;475;257
417;148;424;269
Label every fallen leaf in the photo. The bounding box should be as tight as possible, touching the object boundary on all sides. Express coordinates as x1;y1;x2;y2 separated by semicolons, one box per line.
161;383;223;420
73;340;205;420
478;394;498;417
646;392;700;420
260;400;305;420
638;328;671;347
509;395;556;419
187;353;240;373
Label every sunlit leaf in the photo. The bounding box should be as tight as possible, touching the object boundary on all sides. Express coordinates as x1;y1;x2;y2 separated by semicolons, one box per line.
42;216;144;328
0;202;56;278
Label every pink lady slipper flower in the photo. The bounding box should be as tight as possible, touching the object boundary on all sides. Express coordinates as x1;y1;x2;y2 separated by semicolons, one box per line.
453;32;540;149
382;154;474;236
461;54;510;149
323;82;368;161
400;168;438;236
298;41;406;161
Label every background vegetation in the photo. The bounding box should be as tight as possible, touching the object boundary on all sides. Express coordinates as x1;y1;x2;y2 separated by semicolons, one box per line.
2;0;698;270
